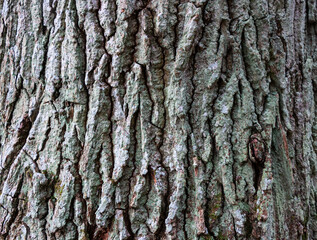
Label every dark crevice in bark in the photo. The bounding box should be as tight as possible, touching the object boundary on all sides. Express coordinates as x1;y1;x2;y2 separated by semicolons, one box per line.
272;181;281;239
206;118;216;180
1;114;32;181
155;140;169;238
231;213;239;239
125;109;140;239
183;136;190;240
0;19;7;66
4;74;23;130
275;17;288;59
123;209;134;240
252;162;264;193
87;220;96;240
216;19;226;54
95;0;110;65
173;2;180;59
22;222;31;239
95;145;104;202
139;63;155;126
253;19;261;59
230;92;239;197
225;0;234;21
94;227;107;240
219;182;226;221
23;149;40;173
106;84;115;179
51;0;67;102
55;121;66;181
145;166;153;221
39;30;51;84
39;117;51;152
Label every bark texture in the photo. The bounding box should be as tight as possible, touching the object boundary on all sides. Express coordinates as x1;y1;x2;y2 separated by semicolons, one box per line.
0;0;317;239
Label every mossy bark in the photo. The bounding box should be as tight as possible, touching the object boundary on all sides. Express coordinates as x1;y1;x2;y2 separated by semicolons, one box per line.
0;0;317;239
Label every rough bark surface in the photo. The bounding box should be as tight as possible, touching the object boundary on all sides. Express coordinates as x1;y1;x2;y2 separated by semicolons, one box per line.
0;0;317;239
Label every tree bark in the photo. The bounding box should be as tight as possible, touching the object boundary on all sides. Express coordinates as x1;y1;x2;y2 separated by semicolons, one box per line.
0;0;317;239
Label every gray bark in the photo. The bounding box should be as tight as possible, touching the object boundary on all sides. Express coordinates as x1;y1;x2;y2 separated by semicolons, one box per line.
0;0;317;239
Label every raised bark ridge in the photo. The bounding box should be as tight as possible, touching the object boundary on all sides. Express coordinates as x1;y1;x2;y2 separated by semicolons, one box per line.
0;0;317;239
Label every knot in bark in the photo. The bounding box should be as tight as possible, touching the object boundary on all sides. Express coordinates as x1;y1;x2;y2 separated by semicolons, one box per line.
248;133;266;164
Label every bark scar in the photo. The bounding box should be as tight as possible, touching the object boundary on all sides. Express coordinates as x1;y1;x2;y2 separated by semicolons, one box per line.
248;133;266;165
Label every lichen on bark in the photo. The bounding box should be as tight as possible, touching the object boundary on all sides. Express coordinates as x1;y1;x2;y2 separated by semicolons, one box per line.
0;0;317;239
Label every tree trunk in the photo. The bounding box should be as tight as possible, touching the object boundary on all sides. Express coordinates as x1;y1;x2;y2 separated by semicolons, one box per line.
0;0;317;239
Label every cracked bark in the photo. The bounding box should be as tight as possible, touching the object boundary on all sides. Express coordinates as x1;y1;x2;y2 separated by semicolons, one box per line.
1;0;317;239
